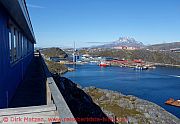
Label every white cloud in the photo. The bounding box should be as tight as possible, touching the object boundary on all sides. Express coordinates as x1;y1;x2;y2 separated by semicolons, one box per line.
27;4;45;9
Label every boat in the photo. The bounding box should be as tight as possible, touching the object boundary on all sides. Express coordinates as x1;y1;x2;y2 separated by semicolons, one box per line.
165;98;180;107
134;66;148;70
99;61;109;67
165;98;174;104
142;66;148;70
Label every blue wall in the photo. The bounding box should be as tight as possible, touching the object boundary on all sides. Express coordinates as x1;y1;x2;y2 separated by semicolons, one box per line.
0;6;34;108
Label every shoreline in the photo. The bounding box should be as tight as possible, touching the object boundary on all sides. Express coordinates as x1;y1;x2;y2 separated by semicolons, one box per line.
153;63;180;68
64;61;180;69
54;73;180;123
61;64;180;119
82;86;180;123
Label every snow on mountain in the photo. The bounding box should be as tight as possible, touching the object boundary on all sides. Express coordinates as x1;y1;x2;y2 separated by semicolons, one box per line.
94;37;144;48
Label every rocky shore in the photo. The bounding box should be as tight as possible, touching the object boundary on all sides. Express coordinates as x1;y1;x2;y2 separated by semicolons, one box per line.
53;75;179;124
153;62;180;68
83;87;180;124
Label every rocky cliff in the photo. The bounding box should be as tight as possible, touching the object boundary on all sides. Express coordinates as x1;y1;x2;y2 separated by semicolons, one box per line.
84;87;180;124
53;75;180;124
53;74;113;124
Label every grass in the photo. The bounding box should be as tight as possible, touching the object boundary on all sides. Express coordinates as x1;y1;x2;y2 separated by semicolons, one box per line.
86;88;141;117
100;102;141;117
45;60;68;74
86;88;105;100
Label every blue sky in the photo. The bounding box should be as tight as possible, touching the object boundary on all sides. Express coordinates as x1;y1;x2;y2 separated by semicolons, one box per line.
26;0;180;48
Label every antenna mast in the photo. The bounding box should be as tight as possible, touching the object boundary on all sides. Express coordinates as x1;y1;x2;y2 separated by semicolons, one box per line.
73;41;76;63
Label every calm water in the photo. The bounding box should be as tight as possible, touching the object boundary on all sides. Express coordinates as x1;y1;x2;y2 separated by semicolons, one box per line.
64;64;180;118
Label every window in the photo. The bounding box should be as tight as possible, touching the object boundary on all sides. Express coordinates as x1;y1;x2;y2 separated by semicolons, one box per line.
14;29;18;61
9;30;12;62
24;37;27;55
18;32;22;59
9;26;23;64
22;35;24;57
8;23;33;65
23;36;28;56
27;39;29;53
23;36;25;57
9;26;15;63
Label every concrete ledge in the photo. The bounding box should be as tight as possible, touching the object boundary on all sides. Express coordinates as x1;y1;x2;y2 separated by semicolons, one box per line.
39;52;78;124
0;104;56;116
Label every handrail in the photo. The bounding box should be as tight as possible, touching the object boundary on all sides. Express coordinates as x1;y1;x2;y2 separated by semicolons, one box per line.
39;52;78;124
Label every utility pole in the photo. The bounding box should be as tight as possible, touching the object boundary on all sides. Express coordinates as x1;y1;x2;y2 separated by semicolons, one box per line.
73;41;76;64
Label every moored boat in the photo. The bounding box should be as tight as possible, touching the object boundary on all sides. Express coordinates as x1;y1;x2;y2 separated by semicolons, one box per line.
165;98;174;104
134;66;148;70
165;98;180;107
99;61;109;67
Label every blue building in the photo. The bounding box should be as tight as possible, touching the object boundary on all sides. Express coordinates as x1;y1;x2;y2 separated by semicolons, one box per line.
0;0;36;108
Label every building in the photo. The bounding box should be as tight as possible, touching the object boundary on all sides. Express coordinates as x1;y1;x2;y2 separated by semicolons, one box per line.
103;57;114;61
170;48;180;52
49;57;61;62
0;1;81;123
114;46;138;50
0;0;36;108
70;54;82;62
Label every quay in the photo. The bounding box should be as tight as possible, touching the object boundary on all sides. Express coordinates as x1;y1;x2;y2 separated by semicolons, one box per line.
98;60;156;70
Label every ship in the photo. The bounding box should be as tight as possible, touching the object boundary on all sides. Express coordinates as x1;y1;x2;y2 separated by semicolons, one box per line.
165;98;180;107
134;65;148;70
99;61;110;67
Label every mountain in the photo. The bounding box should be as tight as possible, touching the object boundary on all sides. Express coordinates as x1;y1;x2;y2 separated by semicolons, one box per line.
93;37;144;48
146;42;180;51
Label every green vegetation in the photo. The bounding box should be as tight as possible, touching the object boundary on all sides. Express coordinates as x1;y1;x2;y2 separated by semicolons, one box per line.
46;60;68;74
86;88;105;100
85;88;147;123
146;42;180;51
90;49;180;65
79;49;89;54
100;103;140;117
86;88;141;117
41;47;68;58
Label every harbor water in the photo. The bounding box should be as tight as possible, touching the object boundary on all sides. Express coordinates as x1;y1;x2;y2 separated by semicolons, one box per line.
64;64;180;118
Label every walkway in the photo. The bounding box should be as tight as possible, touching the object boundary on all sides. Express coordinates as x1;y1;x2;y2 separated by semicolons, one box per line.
0;53;77;124
9;54;46;107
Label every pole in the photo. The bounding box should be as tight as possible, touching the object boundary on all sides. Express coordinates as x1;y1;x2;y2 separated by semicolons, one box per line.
73;41;76;64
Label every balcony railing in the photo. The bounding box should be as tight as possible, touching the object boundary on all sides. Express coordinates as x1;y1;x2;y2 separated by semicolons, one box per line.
0;52;77;124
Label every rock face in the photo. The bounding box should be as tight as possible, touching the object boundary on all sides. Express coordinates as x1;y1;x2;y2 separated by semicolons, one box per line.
84;87;180;124
53;75;180;124
53;75;113;124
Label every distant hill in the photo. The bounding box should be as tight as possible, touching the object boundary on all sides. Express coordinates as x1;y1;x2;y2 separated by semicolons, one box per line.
93;37;144;48
146;42;180;51
41;47;68;58
90;49;180;65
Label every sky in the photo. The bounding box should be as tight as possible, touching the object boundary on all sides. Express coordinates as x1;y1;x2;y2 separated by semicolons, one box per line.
26;0;180;48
